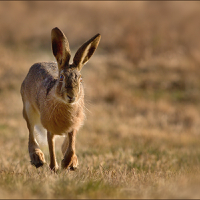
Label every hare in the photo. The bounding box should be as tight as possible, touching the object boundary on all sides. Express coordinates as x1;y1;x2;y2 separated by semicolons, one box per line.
20;27;101;171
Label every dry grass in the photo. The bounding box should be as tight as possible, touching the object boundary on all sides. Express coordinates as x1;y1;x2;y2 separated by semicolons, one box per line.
0;1;200;199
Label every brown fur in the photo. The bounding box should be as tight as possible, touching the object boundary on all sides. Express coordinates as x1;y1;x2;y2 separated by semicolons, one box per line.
20;27;101;171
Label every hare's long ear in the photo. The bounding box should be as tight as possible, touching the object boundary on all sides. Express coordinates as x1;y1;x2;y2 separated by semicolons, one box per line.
73;34;101;71
51;27;71;70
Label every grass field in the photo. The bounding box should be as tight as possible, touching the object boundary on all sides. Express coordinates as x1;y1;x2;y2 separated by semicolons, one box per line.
1;1;200;198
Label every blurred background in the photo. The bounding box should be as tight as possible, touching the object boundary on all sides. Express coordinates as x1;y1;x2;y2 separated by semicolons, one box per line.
0;1;200;198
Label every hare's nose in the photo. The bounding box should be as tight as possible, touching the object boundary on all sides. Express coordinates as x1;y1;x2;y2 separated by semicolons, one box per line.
67;95;75;102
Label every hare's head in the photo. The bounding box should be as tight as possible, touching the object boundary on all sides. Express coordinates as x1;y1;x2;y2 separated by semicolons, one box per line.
51;27;101;104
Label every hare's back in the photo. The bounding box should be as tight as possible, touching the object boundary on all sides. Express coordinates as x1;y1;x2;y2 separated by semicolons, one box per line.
21;62;58;98
28;62;58;81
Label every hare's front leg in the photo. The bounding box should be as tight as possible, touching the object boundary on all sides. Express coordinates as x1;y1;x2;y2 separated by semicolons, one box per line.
47;132;59;172
23;107;46;168
61;130;78;170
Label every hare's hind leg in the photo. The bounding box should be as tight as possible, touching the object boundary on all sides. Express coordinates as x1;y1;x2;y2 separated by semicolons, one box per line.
61;136;69;155
61;130;78;170
23;103;46;168
47;132;59;172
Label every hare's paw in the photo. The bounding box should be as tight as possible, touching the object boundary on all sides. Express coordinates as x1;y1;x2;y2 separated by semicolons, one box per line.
61;153;78;171
30;149;46;168
49;163;59;172
70;154;78;171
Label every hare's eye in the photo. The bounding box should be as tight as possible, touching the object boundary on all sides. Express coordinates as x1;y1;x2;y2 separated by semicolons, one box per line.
60;74;64;81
